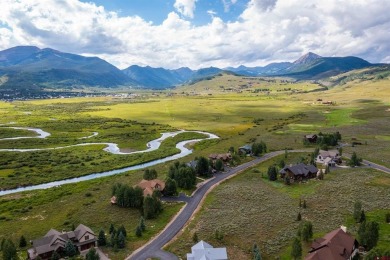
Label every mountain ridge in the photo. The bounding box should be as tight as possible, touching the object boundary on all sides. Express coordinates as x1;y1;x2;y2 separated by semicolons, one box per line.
0;46;379;90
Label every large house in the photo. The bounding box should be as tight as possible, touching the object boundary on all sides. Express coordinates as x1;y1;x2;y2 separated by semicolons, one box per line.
316;150;342;167
187;240;228;260
279;163;318;181
27;224;97;260
137;179;166;196
208;153;232;162
305;227;359;260
304;134;318;143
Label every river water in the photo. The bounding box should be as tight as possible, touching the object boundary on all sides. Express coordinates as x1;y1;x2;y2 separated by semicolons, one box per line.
0;127;218;196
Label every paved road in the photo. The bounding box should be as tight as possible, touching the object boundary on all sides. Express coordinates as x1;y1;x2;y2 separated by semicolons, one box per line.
343;152;390;174
128;151;285;260
128;150;390;260
362;159;390;173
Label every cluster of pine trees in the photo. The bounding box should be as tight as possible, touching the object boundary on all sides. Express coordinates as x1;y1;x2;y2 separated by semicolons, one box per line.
96;224;127;250
112;183;162;219
168;161;197;189
112;183;144;208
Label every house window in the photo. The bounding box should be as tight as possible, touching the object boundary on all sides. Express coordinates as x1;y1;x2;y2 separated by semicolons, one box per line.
85;235;89;240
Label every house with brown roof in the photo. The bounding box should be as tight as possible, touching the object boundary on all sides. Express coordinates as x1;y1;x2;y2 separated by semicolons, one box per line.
316;150;342;166
304;134;318;143
27;224;97;260
137;179;165;196
208;153;232;162
279;163;318;181
305;227;359;260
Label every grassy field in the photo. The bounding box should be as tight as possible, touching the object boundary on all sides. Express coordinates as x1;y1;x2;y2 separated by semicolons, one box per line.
166;156;390;259
0;168;184;260
0;72;389;259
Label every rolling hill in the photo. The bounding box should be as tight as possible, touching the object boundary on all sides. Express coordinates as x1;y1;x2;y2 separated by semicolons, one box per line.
121;65;226;88
0;46;134;89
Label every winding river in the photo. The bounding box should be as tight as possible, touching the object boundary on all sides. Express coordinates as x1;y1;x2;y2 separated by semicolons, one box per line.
0;127;218;196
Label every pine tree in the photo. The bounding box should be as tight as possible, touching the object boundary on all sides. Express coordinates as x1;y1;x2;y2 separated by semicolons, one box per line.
300;221;313;242
291;237;302;260
303;200;307;209
135;225;142;237
64;240;77;257
297;212;302;221
117;232;125;249
139;217;146;231
110;232;117;248
192;232;199;243
267;165;277;181
253;243;262;260
2;239;16;260
118;225;127;238
98;229;107;246
19;235;27;248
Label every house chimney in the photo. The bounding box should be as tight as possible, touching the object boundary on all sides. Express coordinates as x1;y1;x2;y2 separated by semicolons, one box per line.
340;225;347;233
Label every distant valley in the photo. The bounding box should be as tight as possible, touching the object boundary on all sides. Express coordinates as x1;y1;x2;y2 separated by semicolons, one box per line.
0;46;383;93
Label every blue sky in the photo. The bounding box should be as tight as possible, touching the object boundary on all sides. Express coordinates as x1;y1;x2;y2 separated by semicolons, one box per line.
80;0;249;25
1;0;390;69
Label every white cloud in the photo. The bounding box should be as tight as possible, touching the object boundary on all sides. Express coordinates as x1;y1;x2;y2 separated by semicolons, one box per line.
221;0;239;12
0;0;389;69
174;0;198;19
207;10;217;17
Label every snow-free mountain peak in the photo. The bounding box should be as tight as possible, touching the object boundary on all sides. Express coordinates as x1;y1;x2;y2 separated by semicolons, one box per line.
293;52;322;65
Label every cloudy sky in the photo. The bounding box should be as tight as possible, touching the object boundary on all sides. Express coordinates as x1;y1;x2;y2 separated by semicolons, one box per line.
1;0;389;69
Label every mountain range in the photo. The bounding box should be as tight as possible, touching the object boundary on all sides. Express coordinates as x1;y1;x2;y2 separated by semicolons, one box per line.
0;46;378;90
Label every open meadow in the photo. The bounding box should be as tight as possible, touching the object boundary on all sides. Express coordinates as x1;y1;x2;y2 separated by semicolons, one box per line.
0;73;389;259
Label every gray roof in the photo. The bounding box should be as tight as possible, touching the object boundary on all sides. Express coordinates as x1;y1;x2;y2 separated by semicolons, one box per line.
30;224;96;259
280;163;318;176
187;240;228;260
74;224;94;240
318;150;339;158
239;144;252;150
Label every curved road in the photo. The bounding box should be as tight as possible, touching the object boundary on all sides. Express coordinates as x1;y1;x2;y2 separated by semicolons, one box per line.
128;151;390;260
128;151;285;260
